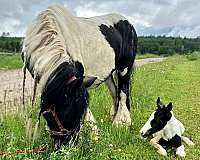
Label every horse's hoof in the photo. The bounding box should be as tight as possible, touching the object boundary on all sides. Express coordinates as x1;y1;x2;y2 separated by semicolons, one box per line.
112;117;131;126
157;148;167;156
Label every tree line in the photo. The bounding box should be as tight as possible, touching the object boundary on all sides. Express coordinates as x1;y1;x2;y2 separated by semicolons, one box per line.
0;37;22;53
138;36;200;55
0;36;200;55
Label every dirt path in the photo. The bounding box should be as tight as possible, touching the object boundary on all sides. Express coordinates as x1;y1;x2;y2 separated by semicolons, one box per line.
0;57;165;111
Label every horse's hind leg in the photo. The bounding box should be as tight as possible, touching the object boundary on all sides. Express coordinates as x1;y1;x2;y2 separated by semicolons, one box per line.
105;74;119;120
113;68;132;126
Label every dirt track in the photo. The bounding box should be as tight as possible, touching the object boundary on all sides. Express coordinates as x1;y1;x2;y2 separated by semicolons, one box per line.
0;57;165;110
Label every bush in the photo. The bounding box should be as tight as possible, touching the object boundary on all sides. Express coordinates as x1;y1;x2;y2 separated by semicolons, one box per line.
186;52;200;61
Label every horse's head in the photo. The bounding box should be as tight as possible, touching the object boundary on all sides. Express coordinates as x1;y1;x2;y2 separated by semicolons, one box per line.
40;62;96;149
140;97;173;139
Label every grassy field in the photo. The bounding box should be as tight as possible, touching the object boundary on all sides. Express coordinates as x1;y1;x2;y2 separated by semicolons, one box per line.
136;53;161;59
0;53;161;70
0;53;23;69
0;55;199;159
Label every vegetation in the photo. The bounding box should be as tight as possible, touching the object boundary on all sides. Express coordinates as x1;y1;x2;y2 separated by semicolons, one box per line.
0;37;22;53
136;53;160;59
0;54;23;69
1;36;200;56
138;36;200;55
0;55;199;159
0;52;161;70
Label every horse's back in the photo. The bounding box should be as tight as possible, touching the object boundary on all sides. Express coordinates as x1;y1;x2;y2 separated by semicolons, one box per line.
23;5;137;85
76;13;137;78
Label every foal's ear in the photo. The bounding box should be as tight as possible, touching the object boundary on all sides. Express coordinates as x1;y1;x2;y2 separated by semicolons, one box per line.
83;76;97;88
166;102;173;112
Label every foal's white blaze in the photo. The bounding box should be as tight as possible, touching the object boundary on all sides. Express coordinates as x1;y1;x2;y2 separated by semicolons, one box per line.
139;111;155;138
113;91;131;126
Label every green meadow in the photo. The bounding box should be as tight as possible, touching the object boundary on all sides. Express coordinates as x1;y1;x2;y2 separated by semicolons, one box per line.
0;54;199;159
0;53;23;69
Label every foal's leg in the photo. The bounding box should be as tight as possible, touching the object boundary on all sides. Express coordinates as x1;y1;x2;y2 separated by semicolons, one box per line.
112;68;132;126
150;136;167;156
176;145;186;157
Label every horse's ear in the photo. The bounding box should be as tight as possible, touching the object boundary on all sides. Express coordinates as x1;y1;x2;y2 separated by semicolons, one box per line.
83;76;97;88
157;97;161;108
75;61;84;77
166;102;172;112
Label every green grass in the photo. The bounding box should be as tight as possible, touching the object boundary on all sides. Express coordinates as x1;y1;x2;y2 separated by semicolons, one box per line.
136;53;161;59
0;53;23;69
0;52;161;70
185;52;200;61
0;55;199;159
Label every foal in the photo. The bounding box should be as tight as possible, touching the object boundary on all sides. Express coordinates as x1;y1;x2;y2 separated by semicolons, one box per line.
140;97;194;157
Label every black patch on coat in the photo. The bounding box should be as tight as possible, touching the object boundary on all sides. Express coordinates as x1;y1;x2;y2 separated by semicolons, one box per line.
159;134;182;150
99;20;137;71
99;20;137;111
40;62;88;146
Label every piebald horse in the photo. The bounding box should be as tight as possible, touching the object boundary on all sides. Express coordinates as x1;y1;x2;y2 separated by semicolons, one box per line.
140;97;194;157
22;5;137;148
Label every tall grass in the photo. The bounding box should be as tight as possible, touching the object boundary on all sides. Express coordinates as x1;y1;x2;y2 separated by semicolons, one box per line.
0;55;199;159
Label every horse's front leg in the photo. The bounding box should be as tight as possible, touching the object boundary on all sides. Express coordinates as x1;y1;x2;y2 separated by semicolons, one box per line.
84;108;99;135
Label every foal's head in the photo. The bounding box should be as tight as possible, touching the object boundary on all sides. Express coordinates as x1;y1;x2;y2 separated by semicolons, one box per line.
140;97;173;138
40;62;96;149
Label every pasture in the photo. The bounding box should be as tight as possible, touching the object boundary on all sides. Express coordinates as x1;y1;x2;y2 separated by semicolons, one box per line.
0;54;199;159
0;53;22;69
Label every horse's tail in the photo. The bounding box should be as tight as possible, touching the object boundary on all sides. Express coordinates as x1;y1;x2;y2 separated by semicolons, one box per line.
182;136;195;146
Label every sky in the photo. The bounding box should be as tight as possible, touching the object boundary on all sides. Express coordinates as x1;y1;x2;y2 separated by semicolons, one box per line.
1;0;200;38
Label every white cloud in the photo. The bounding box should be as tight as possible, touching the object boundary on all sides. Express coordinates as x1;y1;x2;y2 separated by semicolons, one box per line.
0;0;200;37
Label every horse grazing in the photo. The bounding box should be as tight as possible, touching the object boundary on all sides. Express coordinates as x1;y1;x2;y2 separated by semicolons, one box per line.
140;97;194;157
22;5;137;149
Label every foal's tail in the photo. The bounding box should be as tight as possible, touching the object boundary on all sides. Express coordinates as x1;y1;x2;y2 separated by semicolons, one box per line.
182;136;195;146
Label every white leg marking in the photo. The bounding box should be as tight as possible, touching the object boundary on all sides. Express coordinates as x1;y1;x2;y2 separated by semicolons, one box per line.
150;136;167;156
182;136;195;146
84;108;99;135
176;145;186;157
113;91;131;126
120;67;128;76
105;76;118;120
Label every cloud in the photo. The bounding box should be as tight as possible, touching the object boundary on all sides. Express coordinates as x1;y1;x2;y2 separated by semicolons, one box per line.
0;0;200;37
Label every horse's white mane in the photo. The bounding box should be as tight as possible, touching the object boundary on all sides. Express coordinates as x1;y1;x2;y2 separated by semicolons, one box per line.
23;5;71;92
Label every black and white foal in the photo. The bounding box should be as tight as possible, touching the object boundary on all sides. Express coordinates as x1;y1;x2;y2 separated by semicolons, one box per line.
140;97;194;157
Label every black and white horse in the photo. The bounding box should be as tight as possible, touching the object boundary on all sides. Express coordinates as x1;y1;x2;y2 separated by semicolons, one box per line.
22;5;137;148
140;97;194;157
